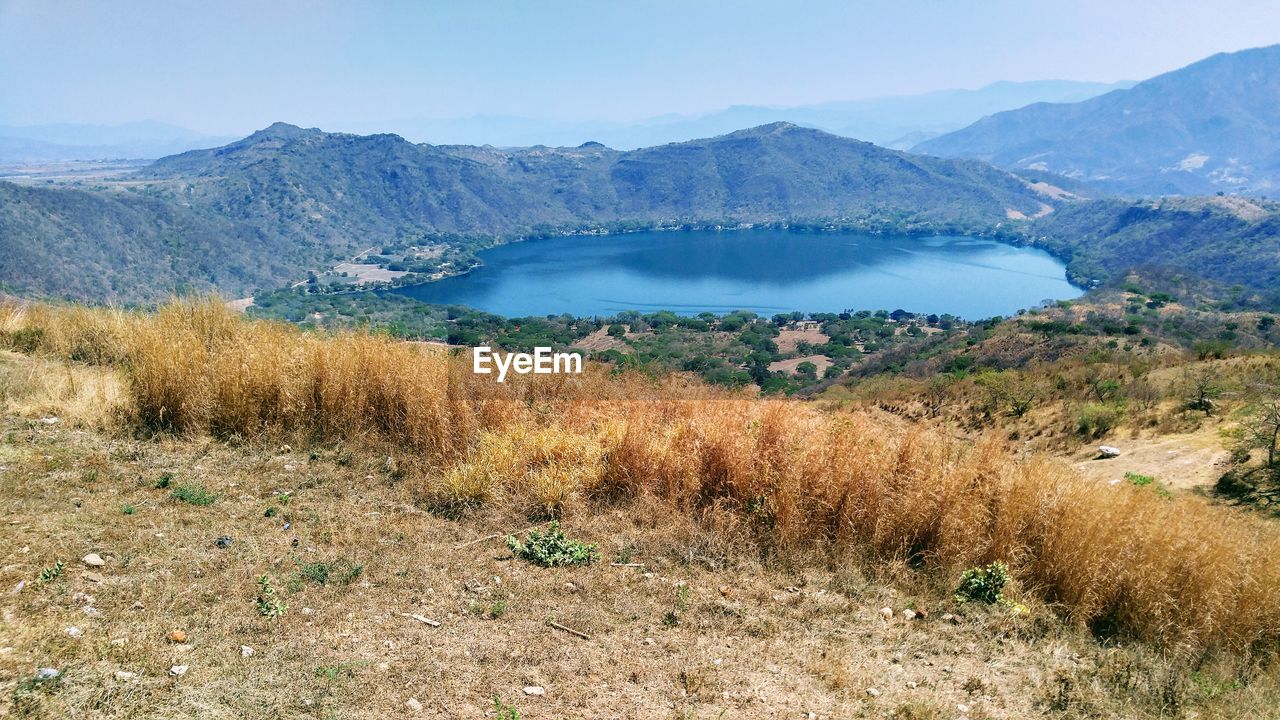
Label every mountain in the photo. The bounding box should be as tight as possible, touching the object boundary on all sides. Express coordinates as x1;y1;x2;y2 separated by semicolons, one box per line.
0;121;1058;302
137;120;1053;235
0;121;236;163
0;182;275;301
1028;195;1280;306
369;80;1132;150
915;45;1280;195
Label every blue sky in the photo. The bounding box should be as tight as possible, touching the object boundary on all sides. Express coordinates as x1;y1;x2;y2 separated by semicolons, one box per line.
2;0;1279;135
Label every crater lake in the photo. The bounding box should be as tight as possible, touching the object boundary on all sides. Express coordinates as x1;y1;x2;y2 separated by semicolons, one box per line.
393;229;1082;318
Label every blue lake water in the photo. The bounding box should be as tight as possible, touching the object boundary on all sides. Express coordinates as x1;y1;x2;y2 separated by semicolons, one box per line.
393;229;1081;319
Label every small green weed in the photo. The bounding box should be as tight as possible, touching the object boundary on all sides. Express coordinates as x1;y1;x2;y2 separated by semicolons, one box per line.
297;559;363;587
121;504;136;515
255;574;287;618
37;560;65;584
171;483;217;506
1125;472;1173;499
493;695;521;720
506;521;597;567
471;593;509;620
154;472;173;489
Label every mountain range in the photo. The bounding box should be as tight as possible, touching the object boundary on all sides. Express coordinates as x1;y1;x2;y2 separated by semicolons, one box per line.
0;122;1059;303
373;80;1132;150
916;44;1280;195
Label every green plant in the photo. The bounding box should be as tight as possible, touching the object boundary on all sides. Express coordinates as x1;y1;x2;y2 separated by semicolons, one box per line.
154;471;173;489
297;559;363;587
170;483;217;506
505;521;597;567
264;505;278;517
493;695;521;720
1125;472;1173;499
255;574;287;618
37;560;64;584
121;504;136;515
472;594;509;620
955;562;1010;604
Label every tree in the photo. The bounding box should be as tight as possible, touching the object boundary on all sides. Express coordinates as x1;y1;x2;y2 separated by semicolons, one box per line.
1183;369;1223;415
1234;384;1280;467
796;361;818;382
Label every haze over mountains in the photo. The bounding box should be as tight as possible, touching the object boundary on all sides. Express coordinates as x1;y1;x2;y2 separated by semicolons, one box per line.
0;80;1127;164
916;44;1280;195
374;80;1133;150
0;121;235;164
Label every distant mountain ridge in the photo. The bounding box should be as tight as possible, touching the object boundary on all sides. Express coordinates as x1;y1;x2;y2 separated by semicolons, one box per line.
915;44;1280;195
1;121;1059;302
359;80;1133;150
0;121;236;163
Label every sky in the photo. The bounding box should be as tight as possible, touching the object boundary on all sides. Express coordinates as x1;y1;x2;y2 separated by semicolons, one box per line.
2;0;1280;136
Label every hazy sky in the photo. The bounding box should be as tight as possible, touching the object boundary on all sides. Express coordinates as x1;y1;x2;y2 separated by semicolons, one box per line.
2;0;1279;135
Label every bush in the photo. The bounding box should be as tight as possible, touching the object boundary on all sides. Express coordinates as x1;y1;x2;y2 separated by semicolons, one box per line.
955;562;1010;604
506;521;598;567
1077;403;1123;438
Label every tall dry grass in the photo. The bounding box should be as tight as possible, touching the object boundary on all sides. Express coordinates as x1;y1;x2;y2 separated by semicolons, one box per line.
3;298;1280;656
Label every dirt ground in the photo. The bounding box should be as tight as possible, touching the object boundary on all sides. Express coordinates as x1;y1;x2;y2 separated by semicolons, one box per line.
1069;427;1232;491
574;328;628;353
769;354;832;375
775;324;829;354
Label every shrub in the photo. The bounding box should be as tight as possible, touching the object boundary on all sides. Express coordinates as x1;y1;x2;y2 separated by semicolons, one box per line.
955;562;1010;604
1077;403;1123;437
506;521;598;567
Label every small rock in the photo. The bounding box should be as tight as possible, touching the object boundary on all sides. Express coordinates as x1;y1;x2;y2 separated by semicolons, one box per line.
901;609;917;620
40;416;60;425
906;681;918;689
865;687;881;698
301;607;314;615
1098;445;1121;458
12;580;26;595
405;698;424;712
957;703;971;713
213;536;234;549
941;613;958;624
167;630;187;643
130;601;145;611
879;606;894;620
84;572;104;584
82;553;105;567
523;686;545;696
169;665;188;676
65;626;84;638
240;645;254;657
36;668;60;681
642;637;655;646
110;637;128;646
114;671;137;682
83;606;103;618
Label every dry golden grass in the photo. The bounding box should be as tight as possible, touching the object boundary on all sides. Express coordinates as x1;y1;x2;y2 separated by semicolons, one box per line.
3;298;1280;661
